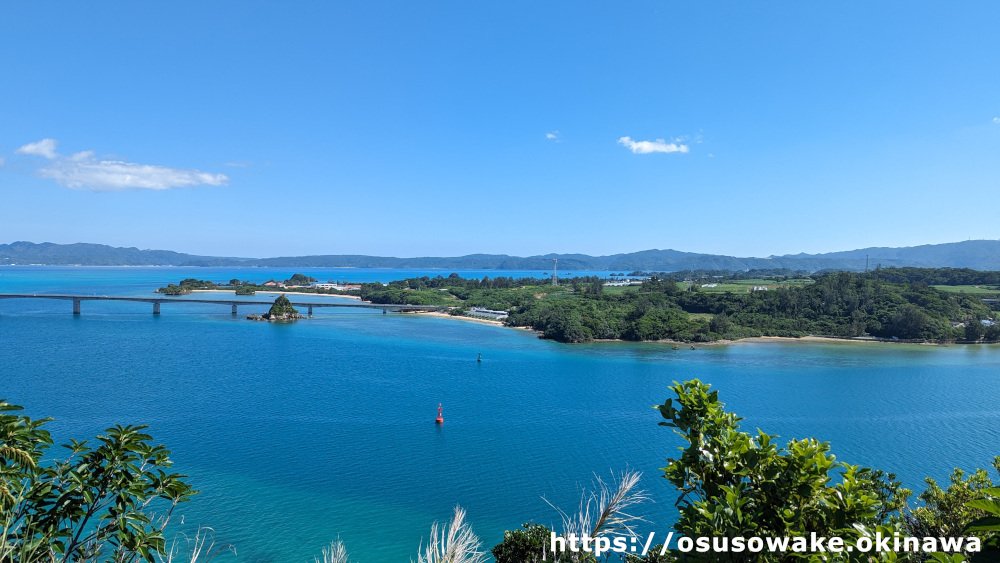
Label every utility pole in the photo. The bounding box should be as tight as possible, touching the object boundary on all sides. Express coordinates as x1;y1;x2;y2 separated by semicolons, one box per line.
552;259;558;285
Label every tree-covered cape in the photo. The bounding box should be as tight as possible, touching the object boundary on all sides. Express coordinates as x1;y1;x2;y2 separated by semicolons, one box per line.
358;271;995;343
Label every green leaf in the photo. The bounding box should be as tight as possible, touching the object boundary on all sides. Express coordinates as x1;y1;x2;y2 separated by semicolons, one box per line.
964;516;1000;533
966;498;1000;516
981;487;1000;498
927;553;966;563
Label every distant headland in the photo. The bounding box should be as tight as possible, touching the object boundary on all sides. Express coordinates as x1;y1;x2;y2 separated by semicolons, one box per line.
8;239;1000;271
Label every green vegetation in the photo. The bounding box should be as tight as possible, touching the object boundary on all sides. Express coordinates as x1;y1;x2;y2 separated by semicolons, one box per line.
628;381;997;561
487;380;999;562
867;267;1000;286
491;523;562;562
360;271;998;344
284;273;318;286
1;400;196;562
266;294;299;318
601;284;644;295
687;283;750;293
155;278;217;295
358;274;568;309
908;467;1000;549
671;272;992;341
650;380;899;560
933;285;1000;296
156;284;189;296
679;278;814;294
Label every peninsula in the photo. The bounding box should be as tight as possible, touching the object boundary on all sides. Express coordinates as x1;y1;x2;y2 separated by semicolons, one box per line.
355;268;1000;344
140;268;1000;345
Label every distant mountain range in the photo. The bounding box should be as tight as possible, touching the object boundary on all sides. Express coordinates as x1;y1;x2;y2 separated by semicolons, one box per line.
3;240;1000;272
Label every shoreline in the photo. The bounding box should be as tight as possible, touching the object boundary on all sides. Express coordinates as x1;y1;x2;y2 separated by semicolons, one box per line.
708;335;951;347
418;313;964;347
418;310;515;327
605;334;958;347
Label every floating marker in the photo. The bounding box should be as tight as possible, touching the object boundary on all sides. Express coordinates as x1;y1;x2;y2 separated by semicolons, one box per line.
435;403;443;424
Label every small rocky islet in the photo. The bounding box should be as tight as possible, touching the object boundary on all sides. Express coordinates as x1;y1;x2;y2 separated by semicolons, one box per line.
246;294;304;321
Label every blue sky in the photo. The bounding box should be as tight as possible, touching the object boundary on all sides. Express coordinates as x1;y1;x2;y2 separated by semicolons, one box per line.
1;1;998;259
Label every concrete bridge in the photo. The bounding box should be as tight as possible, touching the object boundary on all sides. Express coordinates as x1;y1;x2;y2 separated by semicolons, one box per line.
0;294;443;316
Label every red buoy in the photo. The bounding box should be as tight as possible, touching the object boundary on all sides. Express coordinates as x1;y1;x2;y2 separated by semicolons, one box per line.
435;403;443;424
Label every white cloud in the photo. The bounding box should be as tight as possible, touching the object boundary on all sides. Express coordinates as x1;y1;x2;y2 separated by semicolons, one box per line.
0;157;5;167
40;156;228;191
15;138;228;191
223;161;251;167
545;131;559;140
617;136;690;155
16;138;59;159
993;117;1000;124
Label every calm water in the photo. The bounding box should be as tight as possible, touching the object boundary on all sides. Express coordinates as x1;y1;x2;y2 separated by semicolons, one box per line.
1;267;999;561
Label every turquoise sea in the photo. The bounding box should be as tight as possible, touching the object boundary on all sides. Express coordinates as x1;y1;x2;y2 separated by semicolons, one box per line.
1;267;999;561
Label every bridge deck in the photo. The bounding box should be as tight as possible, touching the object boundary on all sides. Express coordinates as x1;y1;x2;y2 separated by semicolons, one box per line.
0;294;442;312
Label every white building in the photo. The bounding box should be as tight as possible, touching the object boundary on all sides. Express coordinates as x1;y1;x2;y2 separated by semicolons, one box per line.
468;307;509;320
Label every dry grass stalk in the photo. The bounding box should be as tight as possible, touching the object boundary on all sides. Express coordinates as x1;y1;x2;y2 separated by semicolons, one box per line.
158;527;235;563
314;539;351;563
414;506;488;563
546;468;650;558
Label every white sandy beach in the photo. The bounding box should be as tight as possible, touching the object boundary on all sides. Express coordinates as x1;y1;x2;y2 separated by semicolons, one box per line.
418;310;508;327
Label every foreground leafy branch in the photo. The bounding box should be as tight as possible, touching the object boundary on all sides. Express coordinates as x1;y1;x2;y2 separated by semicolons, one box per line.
648;380;998;562
0;400;196;562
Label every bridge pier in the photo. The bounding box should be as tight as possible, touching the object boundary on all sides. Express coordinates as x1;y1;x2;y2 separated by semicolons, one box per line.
153;302;161;315
307;305;313;317
232;304;238;315
73;298;81;315
383;307;387;315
